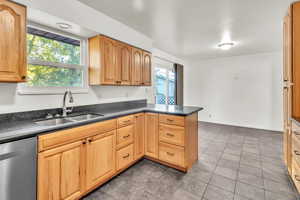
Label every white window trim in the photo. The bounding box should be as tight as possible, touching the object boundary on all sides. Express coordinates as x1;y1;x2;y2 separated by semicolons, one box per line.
18;22;89;95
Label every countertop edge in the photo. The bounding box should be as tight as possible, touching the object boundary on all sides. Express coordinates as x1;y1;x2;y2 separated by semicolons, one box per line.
0;106;203;144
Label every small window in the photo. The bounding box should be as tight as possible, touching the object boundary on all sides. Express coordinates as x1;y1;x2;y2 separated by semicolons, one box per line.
18;25;88;94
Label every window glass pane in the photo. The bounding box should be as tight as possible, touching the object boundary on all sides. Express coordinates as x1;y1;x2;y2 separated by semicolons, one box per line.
168;71;176;105
27;33;80;65
27;65;83;87
155;68;168;105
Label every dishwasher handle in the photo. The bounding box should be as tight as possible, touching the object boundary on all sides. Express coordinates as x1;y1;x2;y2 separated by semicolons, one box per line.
0;152;18;161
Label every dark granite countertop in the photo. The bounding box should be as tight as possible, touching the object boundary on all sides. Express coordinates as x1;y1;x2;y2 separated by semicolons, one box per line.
0;103;203;144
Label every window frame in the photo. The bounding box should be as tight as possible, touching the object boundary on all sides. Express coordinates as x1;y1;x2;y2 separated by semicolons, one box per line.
153;57;176;105
18;22;89;95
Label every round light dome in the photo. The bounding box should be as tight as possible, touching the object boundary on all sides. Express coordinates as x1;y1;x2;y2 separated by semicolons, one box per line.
56;22;72;30
218;42;235;50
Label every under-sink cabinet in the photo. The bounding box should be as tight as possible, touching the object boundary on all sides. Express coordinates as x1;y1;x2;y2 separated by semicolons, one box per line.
37;112;198;200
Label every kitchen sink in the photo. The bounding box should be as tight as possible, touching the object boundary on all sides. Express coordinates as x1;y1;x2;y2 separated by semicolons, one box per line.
34;113;104;126
35;118;73;126
67;113;104;121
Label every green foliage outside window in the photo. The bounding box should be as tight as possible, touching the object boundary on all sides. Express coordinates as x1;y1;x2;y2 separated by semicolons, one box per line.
27;33;83;87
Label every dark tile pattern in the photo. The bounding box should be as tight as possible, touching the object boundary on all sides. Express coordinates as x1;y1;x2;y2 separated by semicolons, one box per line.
82;122;299;200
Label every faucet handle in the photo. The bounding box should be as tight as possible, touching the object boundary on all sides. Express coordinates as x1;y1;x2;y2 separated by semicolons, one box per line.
45;113;54;119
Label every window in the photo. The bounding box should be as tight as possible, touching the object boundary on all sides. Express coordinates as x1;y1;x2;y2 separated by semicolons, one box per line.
18;25;88;94
154;58;176;105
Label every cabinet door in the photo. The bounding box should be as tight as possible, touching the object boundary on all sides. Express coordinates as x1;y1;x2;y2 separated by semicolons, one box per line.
116;43;132;85
134;113;145;159
86;130;116;190
0;1;26;82
101;36;117;85
142;52;152;86
131;48;143;85
145;113;159;158
283;10;292;171
38;141;85;200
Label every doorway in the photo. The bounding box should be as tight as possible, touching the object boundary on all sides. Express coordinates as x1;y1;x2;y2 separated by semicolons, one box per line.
154;58;176;105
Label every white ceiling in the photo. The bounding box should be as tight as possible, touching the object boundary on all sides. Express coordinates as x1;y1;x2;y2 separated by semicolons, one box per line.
78;0;294;60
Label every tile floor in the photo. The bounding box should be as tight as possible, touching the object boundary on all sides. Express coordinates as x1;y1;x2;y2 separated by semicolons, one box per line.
82;122;299;200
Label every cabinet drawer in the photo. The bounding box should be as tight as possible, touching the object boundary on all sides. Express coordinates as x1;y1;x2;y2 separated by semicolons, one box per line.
159;114;185;127
116;144;134;170
293;133;300;165
117;125;134;149
159;142;185;167
292;159;300;193
118;115;134;128
38;119;117;152
159;124;185;146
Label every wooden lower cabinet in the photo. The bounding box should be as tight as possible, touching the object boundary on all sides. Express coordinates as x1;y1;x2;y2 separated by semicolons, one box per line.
159;142;185;167
291;121;300;193
145;113;159;158
38;112;199;199
159;124;185;146
116;144;134;170
86;131;116;190
146;112;198;171
284;126;292;174
117;125;134;149
292;159;300;192
134;113;145;159
38;141;85;200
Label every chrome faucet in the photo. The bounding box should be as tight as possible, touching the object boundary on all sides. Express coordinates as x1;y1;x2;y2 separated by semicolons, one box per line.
62;90;74;117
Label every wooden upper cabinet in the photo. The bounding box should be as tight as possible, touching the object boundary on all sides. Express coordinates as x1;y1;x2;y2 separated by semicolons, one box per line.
0;1;26;82
101;37;117;84
89;35;117;85
116;43;132;85
131;47;143;85
145;113;159;158
142;52;152;86
89;35;151;86
38;141;85;200
86;130;116;190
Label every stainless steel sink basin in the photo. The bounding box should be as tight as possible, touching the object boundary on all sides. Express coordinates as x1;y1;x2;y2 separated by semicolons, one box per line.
35;118;73;126
34;113;104;126
67;113;104;121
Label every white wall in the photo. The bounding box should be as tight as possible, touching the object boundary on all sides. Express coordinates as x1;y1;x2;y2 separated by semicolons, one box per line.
0;0;155;114
0;85;152;114
185;52;283;131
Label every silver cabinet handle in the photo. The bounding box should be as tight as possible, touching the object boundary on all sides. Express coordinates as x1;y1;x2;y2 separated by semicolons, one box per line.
294;131;300;136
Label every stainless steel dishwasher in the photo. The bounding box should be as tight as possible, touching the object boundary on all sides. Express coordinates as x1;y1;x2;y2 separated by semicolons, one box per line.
0;137;37;200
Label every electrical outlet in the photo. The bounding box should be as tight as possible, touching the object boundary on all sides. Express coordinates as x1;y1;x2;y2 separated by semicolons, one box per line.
209;114;212;118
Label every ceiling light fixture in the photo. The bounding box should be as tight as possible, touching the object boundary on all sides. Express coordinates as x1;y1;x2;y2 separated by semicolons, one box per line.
218;42;235;50
56;22;72;30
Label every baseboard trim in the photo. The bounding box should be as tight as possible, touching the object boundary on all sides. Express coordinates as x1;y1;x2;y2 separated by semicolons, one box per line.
198;120;282;133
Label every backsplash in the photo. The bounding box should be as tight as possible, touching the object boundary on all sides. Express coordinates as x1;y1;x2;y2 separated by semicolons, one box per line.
0;84;154;114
